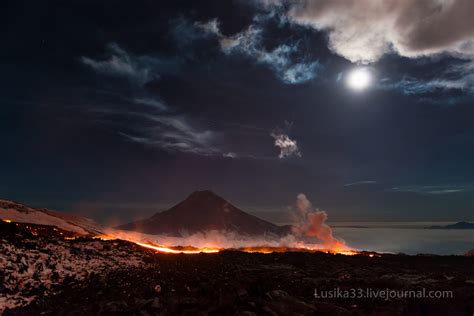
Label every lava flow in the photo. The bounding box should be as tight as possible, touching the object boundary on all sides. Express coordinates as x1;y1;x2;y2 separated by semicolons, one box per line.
93;233;360;255
135;241;220;254
131;242;360;255
3;219;363;255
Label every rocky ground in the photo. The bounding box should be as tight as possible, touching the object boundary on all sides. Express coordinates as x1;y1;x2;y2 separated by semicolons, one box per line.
1;221;473;316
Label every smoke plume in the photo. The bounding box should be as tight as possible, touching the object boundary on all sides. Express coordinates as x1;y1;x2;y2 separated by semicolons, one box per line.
291;193;345;248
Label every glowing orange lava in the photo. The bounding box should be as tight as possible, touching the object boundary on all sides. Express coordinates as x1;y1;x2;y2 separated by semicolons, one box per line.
135;242;220;254
92;234;117;241
1;220;367;256
131;242;361;256
238;246;359;255
91;234;365;256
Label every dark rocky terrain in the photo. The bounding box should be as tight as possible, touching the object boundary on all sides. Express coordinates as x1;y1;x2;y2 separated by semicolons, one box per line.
2;221;474;316
118;191;291;236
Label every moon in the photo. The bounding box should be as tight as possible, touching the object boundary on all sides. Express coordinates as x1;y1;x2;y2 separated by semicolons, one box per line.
346;67;372;91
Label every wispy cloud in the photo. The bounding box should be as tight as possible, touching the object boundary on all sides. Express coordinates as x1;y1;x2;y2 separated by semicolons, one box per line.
389;184;473;195
197;19;320;84
81;43;163;85
81;44;222;156
194;19;221;37
345;180;377;187
382;75;474;96
380;59;474;101
120;115;220;155
223;152;238;159
133;98;169;111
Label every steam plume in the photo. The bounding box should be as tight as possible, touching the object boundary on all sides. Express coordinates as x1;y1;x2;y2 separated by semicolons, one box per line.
291;193;345;248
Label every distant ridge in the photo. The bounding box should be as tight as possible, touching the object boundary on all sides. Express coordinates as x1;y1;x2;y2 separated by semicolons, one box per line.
0;199;102;235
427;221;474;230
117;190;288;236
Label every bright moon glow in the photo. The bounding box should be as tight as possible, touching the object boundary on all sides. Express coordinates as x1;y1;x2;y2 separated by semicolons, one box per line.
347;67;372;91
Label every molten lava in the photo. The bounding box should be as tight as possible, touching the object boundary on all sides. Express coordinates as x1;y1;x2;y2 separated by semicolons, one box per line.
135;241;220;254
90;228;360;256
129;242;360;255
87;231;360;255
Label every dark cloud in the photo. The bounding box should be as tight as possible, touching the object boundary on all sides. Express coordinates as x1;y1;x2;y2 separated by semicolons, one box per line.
265;0;474;63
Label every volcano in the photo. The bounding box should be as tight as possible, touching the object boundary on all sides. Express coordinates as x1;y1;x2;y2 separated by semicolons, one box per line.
118;190;286;236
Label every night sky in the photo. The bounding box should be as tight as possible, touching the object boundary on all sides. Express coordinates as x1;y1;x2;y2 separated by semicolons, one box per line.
2;0;474;224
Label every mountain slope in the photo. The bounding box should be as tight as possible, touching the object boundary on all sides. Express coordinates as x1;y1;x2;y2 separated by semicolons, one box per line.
0;199;103;235
118;190;284;236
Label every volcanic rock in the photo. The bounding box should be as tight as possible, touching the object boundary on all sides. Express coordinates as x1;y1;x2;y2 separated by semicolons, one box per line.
2;222;474;316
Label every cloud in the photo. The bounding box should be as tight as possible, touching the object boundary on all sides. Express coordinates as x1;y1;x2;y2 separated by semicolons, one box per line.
381;60;474;97
264;0;474;63
388;77;467;95
194;19;222;37
258;44;320;84
82;43;290;158
198;19;319;84
133;98;169;111
389;184;473;195
81;43;160;85
82;44;224;156
120;115;220;156
270;132;301;159
223;152;238;159
344;180;377;187
81;43;181;85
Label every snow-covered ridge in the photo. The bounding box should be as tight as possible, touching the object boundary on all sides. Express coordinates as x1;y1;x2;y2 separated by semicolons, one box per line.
0;237;146;313
0;199;103;235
